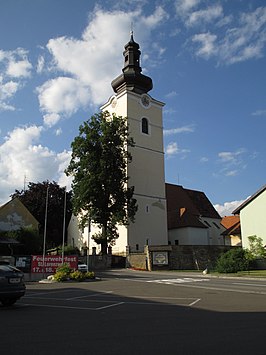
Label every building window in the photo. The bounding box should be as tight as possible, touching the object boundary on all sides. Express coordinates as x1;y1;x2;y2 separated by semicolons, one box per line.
141;117;149;134
213;222;221;229
204;220;211;227
168;241;171;245
136;244;139;251
175;240;179;245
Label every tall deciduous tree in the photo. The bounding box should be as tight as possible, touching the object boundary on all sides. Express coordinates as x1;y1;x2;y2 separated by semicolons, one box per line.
11;181;72;249
65;111;137;254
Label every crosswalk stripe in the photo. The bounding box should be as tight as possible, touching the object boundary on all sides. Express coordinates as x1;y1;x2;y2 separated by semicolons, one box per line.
147;278;210;285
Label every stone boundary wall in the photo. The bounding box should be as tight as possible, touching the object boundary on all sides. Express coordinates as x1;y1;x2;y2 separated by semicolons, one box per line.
126;245;237;271
126;252;147;270
168;245;234;270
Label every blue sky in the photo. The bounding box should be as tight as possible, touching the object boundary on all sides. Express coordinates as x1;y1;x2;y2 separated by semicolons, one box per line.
0;0;265;216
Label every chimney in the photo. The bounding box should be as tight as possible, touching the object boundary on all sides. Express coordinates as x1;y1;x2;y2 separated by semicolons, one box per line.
180;207;186;217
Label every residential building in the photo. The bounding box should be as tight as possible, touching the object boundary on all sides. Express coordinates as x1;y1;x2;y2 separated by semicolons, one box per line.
233;184;266;249
0;198;39;232
221;216;241;246
166;183;224;246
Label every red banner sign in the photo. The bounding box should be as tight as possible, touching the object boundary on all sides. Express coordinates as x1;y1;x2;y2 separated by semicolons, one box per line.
31;255;78;273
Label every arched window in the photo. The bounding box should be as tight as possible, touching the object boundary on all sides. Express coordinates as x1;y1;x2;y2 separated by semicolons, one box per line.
141;117;149;134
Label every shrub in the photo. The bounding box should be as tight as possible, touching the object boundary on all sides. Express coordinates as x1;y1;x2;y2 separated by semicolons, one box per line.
85;271;95;279
216;248;249;273
53;271;69;282
70;270;86;281
53;263;95;282
53;263;72;281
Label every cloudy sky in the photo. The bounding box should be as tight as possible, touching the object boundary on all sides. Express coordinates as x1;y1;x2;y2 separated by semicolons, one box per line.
0;0;265;216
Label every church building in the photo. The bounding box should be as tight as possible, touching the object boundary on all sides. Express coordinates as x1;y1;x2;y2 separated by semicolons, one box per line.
68;33;168;254
67;33;224;255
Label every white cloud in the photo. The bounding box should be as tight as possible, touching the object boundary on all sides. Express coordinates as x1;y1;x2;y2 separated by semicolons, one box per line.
192;6;266;65
7;59;32;78
37;77;91;126
36;55;45;74
165;142;190;157
214;199;247;217
37;7;167;125
0;125;71;204
200;157;208;163
164;124;195;136
217;148;247;177
0;77;19;111
0;77;20;101
166;142;178;155
252;109;266;117
55;128;62;136
43;113;61;127
218;148;246;164
187;5;223;27
192;32;217;58
225;170;238;177
0;48;32;78
0;49;32;110
175;0;201;15
165;91;179;98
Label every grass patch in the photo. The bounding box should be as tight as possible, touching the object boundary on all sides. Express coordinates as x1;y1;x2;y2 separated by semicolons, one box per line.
166;269;266;278
210;270;266;278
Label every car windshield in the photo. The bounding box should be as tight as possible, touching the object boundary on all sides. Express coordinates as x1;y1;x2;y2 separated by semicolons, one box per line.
0;265;21;273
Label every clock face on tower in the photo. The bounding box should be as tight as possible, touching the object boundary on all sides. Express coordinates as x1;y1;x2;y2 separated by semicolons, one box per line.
140;94;151;108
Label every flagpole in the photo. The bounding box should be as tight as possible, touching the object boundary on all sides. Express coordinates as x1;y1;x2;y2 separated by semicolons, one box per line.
42;186;49;276
62;187;67;265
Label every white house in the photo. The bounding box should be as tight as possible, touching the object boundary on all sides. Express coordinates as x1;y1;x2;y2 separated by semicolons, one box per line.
166;183;224;246
0;198;39;232
232;184;266;249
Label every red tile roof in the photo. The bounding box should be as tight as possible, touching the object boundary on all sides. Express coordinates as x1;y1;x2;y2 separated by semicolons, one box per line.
166;183;221;230
221;215;241;236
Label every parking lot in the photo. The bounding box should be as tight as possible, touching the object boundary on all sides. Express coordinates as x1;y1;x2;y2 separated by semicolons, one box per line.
1;270;266;355
22;283;201;311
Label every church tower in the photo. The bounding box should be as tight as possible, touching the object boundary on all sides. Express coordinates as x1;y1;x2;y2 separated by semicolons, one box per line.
101;33;168;252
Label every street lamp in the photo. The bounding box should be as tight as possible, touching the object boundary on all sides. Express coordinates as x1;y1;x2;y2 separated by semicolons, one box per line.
61;187;67;265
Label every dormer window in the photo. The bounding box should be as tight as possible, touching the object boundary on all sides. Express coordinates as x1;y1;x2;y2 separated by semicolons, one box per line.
141;117;149;134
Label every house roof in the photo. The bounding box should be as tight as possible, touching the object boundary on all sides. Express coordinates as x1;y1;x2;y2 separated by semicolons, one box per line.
232;184;266;214
0;197;39;230
221;215;241;236
166;183;221;230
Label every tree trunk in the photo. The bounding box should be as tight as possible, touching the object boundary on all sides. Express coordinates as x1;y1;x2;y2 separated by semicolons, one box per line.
101;223;108;255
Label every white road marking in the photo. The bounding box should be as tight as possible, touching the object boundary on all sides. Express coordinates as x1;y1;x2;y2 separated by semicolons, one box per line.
96;302;125;310
147;278;209;285
189;298;201;307
67;290;113;300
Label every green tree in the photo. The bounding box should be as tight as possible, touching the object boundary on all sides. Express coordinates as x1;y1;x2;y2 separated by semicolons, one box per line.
11;181;72;249
216;248;249;273
247;235;266;259
65;111;137;254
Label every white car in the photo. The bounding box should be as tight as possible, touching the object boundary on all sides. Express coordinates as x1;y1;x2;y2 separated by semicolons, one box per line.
78;262;88;272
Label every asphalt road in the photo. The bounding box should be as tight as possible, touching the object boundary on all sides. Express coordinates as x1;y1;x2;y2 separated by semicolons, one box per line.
1;269;266;355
